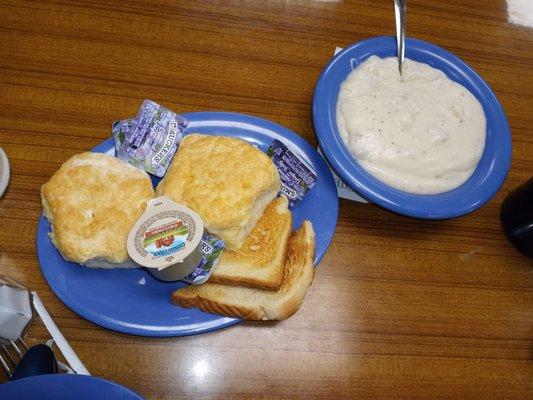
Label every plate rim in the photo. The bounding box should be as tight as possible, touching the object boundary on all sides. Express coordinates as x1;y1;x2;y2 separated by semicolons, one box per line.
0;373;144;399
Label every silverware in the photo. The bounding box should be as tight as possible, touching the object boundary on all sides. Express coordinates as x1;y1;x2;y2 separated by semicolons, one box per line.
394;0;407;75
0;276;86;381
0;337;28;378
1;337;74;381
32;292;90;375
10;343;59;380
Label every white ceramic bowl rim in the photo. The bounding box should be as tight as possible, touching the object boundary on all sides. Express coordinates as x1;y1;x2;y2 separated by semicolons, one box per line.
0;147;10;198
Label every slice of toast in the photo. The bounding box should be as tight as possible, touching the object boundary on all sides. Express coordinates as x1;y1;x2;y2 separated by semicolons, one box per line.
209;196;292;290
171;221;315;321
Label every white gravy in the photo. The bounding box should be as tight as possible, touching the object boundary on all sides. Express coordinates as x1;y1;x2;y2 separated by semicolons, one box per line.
336;55;486;194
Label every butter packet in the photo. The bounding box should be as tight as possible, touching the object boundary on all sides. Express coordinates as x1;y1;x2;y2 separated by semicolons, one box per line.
113;100;187;177
127;196;224;284
181;233;225;285
267;139;317;208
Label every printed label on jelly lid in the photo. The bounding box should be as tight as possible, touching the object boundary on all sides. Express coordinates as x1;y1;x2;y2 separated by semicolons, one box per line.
127;196;203;270
181;232;225;285
266;139;318;208
113;100;187;177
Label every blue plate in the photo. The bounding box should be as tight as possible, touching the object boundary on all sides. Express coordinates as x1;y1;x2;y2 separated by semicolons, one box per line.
37;112;338;336
0;374;143;400
313;36;512;219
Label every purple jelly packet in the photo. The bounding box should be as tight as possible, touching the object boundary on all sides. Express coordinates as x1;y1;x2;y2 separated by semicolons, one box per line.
181;233;225;285
112;100;187;177
266;139;317;208
113;118;135;154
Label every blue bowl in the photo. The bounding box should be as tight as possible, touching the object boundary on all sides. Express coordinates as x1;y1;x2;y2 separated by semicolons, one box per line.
313;36;512;219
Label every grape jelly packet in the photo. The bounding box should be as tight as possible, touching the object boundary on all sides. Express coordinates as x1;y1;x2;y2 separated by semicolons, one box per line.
266;139;318;208
113;100;187;177
181;233;225;285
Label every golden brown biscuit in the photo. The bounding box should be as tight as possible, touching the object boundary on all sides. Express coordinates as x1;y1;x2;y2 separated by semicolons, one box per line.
41;152;154;267
155;134;280;251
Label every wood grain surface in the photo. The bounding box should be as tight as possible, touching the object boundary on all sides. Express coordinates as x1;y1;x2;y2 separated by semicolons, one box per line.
1;0;532;398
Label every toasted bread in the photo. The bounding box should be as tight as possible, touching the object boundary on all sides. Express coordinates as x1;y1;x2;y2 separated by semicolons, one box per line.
209;196;292;290
172;221;315;321
155;134;280;251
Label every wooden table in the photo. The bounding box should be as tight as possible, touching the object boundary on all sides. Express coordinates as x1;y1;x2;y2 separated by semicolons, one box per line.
1;1;532;398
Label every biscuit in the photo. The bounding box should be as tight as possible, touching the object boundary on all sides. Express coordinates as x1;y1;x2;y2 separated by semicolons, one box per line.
41;152;154;267
156;134;280;251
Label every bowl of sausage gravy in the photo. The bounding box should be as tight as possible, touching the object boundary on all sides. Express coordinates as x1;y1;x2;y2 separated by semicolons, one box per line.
313;36;511;219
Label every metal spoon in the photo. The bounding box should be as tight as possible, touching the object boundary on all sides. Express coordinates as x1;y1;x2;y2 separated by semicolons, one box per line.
10;344;59;380
394;0;406;76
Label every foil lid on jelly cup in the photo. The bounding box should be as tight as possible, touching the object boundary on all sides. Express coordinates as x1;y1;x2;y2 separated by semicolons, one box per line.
127;196;203;271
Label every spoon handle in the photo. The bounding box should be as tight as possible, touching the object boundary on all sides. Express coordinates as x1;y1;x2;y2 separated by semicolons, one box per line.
394;0;406;75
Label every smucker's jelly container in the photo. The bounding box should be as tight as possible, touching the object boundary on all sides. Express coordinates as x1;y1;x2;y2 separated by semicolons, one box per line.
127;196;204;281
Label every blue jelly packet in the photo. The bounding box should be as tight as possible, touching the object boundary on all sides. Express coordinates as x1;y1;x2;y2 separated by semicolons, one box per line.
266;139;318;208
181;233;224;285
112;100;187;177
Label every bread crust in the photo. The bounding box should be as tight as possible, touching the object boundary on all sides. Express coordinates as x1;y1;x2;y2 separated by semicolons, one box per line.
177;294;263;320
41;152;154;267
156;134;280;251
171;221;315;320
